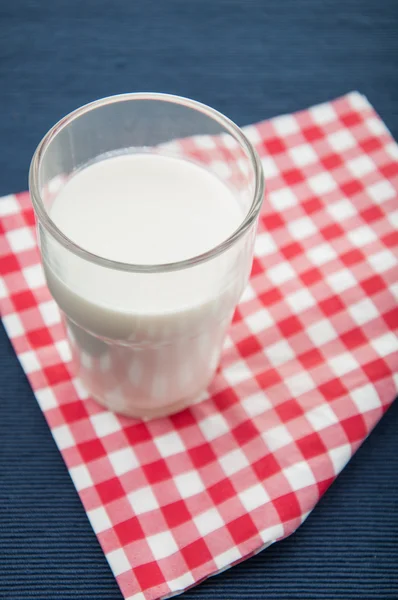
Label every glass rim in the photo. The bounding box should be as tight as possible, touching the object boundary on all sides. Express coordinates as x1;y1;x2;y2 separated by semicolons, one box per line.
29;92;264;273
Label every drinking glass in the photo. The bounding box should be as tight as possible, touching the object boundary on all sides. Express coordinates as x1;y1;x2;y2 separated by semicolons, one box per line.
29;93;264;418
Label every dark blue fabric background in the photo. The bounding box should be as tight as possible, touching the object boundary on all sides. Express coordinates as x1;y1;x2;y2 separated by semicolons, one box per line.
0;1;397;598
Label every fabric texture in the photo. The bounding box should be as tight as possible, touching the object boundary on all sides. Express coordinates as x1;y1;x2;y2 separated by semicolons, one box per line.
0;92;397;600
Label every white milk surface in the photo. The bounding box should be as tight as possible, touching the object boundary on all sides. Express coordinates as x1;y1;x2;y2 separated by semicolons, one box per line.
47;153;248;417
51;153;242;264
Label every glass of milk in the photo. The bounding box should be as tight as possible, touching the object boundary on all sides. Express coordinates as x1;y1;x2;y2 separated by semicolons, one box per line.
29;93;264;418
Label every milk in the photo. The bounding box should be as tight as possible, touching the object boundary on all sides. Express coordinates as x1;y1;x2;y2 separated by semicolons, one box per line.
45;153;251;417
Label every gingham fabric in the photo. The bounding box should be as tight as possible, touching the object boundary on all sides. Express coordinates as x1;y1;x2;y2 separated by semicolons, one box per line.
1;92;397;600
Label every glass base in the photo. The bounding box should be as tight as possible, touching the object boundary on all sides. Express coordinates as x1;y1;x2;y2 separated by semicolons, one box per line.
90;391;198;420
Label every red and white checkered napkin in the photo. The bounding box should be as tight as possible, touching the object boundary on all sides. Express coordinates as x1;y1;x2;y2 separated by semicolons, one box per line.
1;92;398;599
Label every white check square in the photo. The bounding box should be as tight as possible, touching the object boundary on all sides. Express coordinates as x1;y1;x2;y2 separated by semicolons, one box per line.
6;228;35;252
174;471;204;498
212;161;231;179
243;124;262;144
128;593;146;600
386;142;398;161
194;508;224;536
36;387;58;411
308;172;336;195
241;284;256;302
147;531;178;559
128;487;159;514
289;144;318;167
23;264;46;289
168;574;195;593
239;484;270;511
368;250;397;273
288;216;317;240
246;308;274;333
223;335;234;350
283;461;316;491
70;464;93;491
265;339;295;367
109;447;139;476
87;506;112;534
285;372;316;396
307;243;337;266
329;353;359;377
391;283;398;301
348;298;379;326
327;270;357;293
367;180;395;204
259;524;285;544
91;412;121;437
348;92;369;110
199;413;229;441
268;262;296;285
286;289;315;313
73;377;90;399
19;350;40;373
220;448;249;476
261;156;279;178
328;130;356;152
154;431;185;457
310;102;336;124
242;392;272;418
2;313;24;337
389;210;398;228
214;547;242;570
269;188;297;210
273;113;299;135
0;194;19;216
347;155;375;177
328;444;352;474
262;424;293;451
306;404;338;431
366;117;387;135
221;133;238;149
195;135;215;149
39;300;61;326
327;199;356;221
307;319;338;345
255;232;277;256
351;383;382;413
56;340;72;363
224;361;254;386
236;157;249;177
348;226;377;247
371;333;398;358
52;424;75;450
107;549;130;576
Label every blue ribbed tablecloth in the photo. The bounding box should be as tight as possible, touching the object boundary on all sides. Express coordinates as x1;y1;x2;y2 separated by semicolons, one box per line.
0;1;397;598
